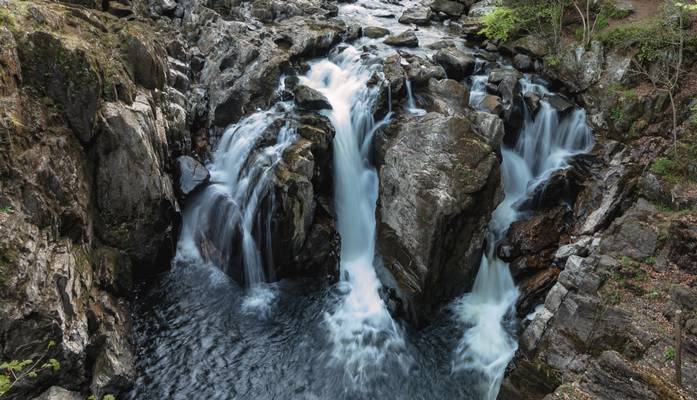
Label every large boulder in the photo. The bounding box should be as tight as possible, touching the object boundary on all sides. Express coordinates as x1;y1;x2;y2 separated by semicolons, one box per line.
433;48;476;80
398;7;432;25
175;156;210;199
430;0;465;17
384;30;419;47
294;84;333;110
377;112;501;323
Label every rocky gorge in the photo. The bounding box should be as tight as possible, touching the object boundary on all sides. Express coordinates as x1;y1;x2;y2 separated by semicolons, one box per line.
0;0;696;399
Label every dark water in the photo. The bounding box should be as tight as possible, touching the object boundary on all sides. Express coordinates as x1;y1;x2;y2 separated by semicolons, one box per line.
129;261;486;399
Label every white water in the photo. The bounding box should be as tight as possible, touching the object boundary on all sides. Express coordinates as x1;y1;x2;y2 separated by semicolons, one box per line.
453;76;593;399
178;104;297;317
405;79;427;116
300;46;408;386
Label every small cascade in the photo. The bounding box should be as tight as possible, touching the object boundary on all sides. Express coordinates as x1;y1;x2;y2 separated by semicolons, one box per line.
178;104;297;315
453;76;593;399
405;79;427;116
300;46;408;386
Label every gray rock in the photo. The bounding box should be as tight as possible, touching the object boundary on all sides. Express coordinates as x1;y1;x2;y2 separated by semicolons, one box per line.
488;68;522;84
32;387;82;400
523;92;541;115
423;78;469;115
514;35;549;58
398;7;432;25
558;256;602;294
363;26;390;38
384;30;419;47
405;55;447;86
433;48;475;80
554;236;593;261
377;112;500;323
544;283;569;313
473;111;504;147
294;85;333;110
468;0;497;17
612;0;635;16
543;93;575;114
176;156;210;198
598;199;659;261
122;32;167;90
430;0;465;17
513;53;533;71
480;94;504;116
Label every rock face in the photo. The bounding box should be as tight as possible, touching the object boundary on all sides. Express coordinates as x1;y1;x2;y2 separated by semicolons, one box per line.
377;112;501;323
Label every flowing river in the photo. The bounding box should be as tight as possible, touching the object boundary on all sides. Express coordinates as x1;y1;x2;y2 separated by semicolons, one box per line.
129;0;592;398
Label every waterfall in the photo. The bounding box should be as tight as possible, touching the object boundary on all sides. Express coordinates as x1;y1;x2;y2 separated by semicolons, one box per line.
405;79;426;116
453;76;593;399
177;104;297;316
300;46;407;386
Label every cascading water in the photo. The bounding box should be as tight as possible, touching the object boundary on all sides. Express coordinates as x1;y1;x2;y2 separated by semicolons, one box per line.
452;76;593;399
300;46;408;386
178;104;296;316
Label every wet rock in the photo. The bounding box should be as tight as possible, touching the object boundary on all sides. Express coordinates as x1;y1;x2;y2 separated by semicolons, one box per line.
384;30;419;47
472;111;504;147
433;48;475;80
363;26;390;38
377;112;500;324
544;93;575;114
17;31;101;143
523;92;541;115
488;68;522;85
430;0;465;17
294;85;333;110
398;7;432;25
405;55;446;86
175;156;210;199
499;207;567;263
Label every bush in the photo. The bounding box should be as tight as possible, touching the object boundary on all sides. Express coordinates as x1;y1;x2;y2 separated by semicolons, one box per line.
479;6;519;41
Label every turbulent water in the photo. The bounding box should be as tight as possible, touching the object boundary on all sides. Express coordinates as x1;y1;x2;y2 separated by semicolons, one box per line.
130;0;593;399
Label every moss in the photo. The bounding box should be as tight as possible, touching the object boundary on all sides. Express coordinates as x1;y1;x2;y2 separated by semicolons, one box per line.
0;8;17;32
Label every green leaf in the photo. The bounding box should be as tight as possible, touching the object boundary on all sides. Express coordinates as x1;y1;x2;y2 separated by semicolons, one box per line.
0;359;33;372
41;359;60;372
47;340;57;350
0;374;11;396
103;395;117;400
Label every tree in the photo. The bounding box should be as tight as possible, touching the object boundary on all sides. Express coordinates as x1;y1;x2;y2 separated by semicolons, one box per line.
572;0;602;49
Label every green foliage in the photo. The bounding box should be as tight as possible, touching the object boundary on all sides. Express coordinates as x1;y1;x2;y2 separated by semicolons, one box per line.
88;395;117;400
664;346;676;361
0;206;12;214
650;132;697;184
0;9;17;31
609;104;625;124
644;256;656;266
479;6;519;41
0;342;60;397
598;18;684;63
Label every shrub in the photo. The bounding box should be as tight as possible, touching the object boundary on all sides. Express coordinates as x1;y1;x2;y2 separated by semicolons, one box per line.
479;6;519;41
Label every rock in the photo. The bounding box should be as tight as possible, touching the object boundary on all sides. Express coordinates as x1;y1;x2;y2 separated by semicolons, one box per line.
499;207;567;262
384;30;419;47
517;268;561;315
405;55;446;86
294;85;332;110
523;92;541;115
580;351;657;399
107;1;133;17
513;35;549;58
543;93;575;114
17;31;101;143
554;236;593;261
363;26;390;38
468;0;497;17
433;48;475;80
558;255;602;294
422;78;469;116
547;41;604;93
430;0;465;17
665;214;697;274
377;112;500;323
480;94;504;116
96;97;177;270
472;111;504;147
32;387;82;400
598;199;659;261
488;68;522;84
612;0;635;17
398;7;432;25
175;156;210;198
513;53;533;71
122;32;167;90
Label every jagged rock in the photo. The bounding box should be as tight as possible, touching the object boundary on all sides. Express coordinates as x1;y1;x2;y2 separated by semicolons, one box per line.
472;111;504;147
547;41;604;93
499;207;567;263
107;1;133;18
294;85;332;110
96;97;177;270
598;199;659;261
433;48;475;80
122;32;167;90
377;112;500;323
554;236;593;261
32;387;82;400
384;30;419;47
430;0;465;17
17;31;101;143
398;7;432;25
363;26;390;38
175;156;210;198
